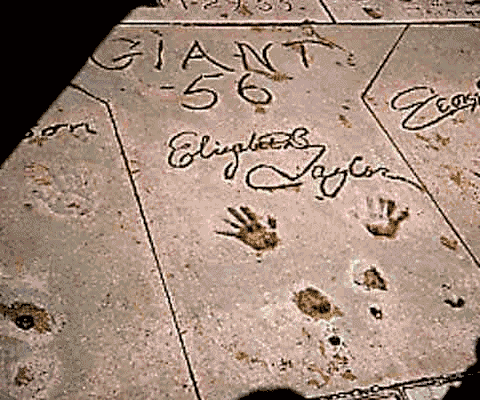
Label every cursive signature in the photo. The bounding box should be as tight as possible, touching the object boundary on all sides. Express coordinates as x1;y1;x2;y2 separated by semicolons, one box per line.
245;147;326;191
246;152;424;198
167;126;425;199
390;80;479;131
167;126;323;180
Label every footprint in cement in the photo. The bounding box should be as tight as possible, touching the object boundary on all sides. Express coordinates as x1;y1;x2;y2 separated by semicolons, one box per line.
0;302;54;333
216;206;279;251
354;267;388;291
293;287;343;321
364;197;409;238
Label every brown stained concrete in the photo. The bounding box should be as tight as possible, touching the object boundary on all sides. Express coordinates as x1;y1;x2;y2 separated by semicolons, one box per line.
0;302;53;334
293;287;344;321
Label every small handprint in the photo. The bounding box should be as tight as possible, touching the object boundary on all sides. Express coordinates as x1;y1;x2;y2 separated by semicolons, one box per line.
216;206;279;251
24;162;95;217
364;197;409;238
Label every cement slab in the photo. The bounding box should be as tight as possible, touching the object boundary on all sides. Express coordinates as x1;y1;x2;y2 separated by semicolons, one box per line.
125;1;480;23
0;86;195;399
125;1;330;22
322;0;480;22
64;24;480;399
365;25;480;263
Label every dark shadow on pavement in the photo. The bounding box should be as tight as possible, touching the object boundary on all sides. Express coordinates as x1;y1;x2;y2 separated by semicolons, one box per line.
2;1;149;167
235;388;306;400
442;337;479;400
234;338;479;400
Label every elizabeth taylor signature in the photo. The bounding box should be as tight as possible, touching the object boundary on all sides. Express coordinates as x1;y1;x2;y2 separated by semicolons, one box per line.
167;126;323;180
167;126;424;199
246;152;424;199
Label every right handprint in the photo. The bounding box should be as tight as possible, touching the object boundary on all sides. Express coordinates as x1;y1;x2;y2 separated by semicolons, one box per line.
364;197;409;239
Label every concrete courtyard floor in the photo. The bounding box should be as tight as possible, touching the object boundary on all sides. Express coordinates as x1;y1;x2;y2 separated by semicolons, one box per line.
1;1;479;399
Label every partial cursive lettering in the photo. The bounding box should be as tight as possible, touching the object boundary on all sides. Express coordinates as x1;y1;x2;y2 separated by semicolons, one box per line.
390;80;479;131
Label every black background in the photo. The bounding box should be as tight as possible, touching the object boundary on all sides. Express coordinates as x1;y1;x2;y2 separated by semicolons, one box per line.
2;1;151;166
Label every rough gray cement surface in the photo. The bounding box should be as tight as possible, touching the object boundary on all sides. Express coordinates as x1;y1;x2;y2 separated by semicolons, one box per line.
1;3;479;400
125;0;480;22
